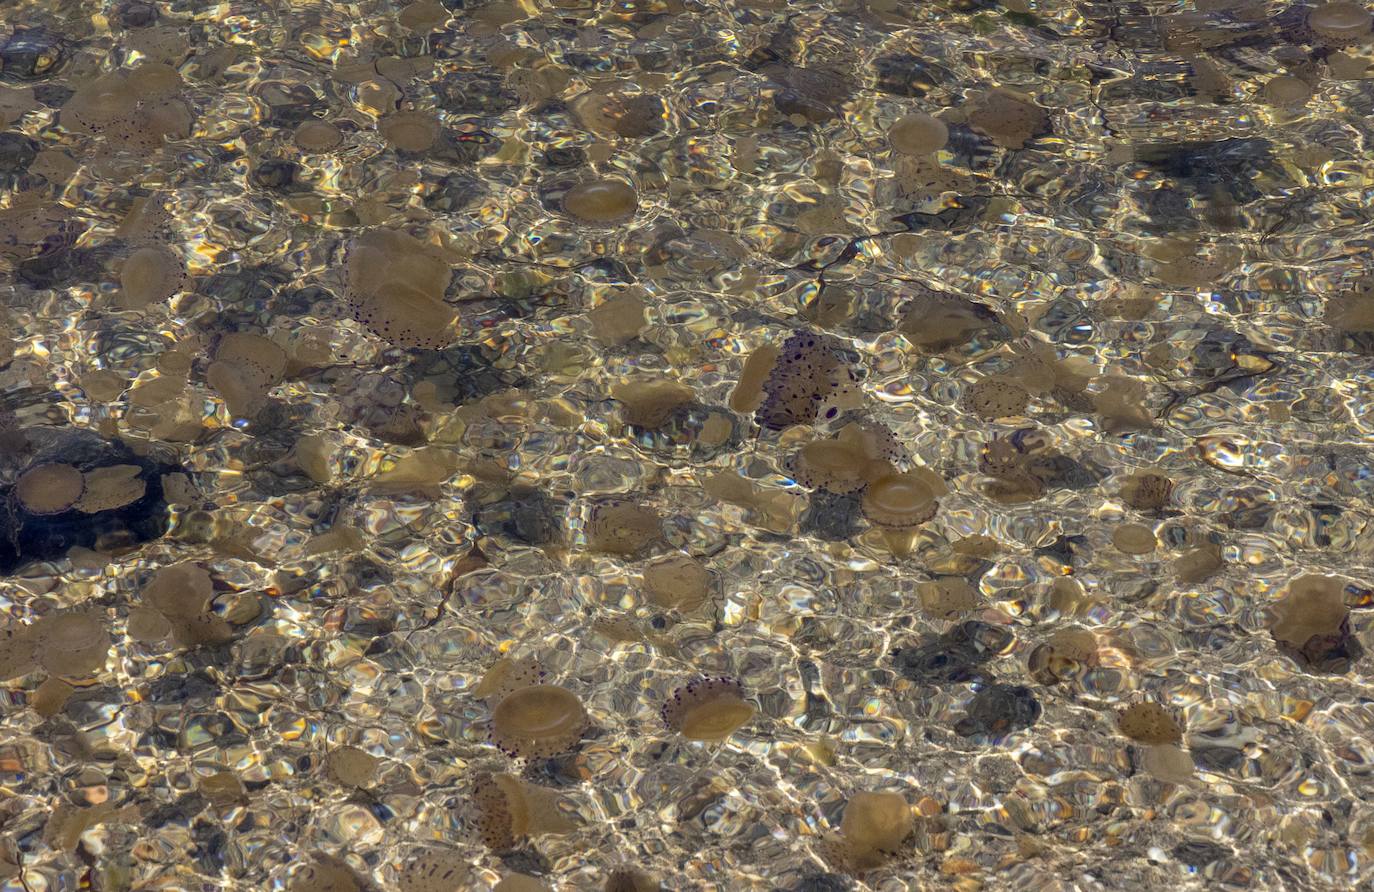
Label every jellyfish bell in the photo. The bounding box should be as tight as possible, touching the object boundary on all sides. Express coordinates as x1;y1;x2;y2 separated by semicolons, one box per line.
345;228;457;350
825;791;913;871
642;553;713;611
474;655;544;701
489;684;589;758
118;244;187;309
33;611;110;676
472;771;578;850
861;468;944;555
888;112;949;155
563;178;639;224
15;462;84;515
1116;701;1184;745
660;676;756;742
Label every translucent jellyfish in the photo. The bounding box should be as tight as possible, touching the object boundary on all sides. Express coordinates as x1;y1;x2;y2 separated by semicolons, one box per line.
380;110;440;153
345;228;456;350
755;331;863;430
917;578;979;620
897;289;1001;353
827;791;913;871
612;379;695;429
495;875;551;892
62;63;193;151
295;119;343;151
489;684;589;757
861;469;944;530
397;847;472;892
74;465;147;514
605;867;660;891
1268;574;1360;672
586;499;664;556
729;343;780;413
1120;471;1173;512
472;771;578;850
1028;627;1100;685
968;89;1048;149
14;462;83;514
888;113;949;155
563;179;639;224
642;553;713;611
1116;701;1184;745
288;855;364;892
660;677;756;741
326;746;379;788
32;611;110;676
961;377;1031;420
0;623;37;680
1112;523;1157;555
117;244;187;309
588;292;648;345
474;655;544;701
206;333;288;419
1263;76;1312;107
1308;2;1372;44
789;422;908;493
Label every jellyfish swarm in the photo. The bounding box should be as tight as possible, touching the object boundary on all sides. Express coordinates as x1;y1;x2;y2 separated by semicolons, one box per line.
660;676;756;741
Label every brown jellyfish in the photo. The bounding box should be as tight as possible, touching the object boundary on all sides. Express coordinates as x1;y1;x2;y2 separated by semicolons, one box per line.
588;292;648;345
788;423;906;494
1268;574;1360;672
861;468;945;554
830;791;914;871
1120;471;1173;512
917;578;979;620
1173;540;1224;584
326;746;379;788
489;684;589;758
397;847;473;892
295;119;344;152
563;178;639;225
207;333;287;419
62;63;193;151
32;612;110;677
967;88;1048;149
1309;2;1372;44
642;553;713;611
0;623;37;681
1112;523;1157;555
586;499;663;556
660;677;756;741
888;112;948;156
495;876;551;892
473;655;544;701
118;244;187;309
380;110;440;153
755;330;863;429
605;868;660;892
729;343;780;413
472;771;577;850
288;855;365;892
15;463;84;515
1116;701;1184;746
1028;627;1100;685
612;379;695;429
962;377;1031;420
897;289;1001;354
74;465;146;513
345;228;457;350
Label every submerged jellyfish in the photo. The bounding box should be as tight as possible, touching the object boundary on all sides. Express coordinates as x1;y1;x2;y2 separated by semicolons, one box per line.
474;655;545;701
345;228;456;350
563;179;639;225
755;331;863;430
1116;701;1184;745
660;677;756;741
821;791;914;872
489;684;590;758
861;468;945;555
472;771;577;850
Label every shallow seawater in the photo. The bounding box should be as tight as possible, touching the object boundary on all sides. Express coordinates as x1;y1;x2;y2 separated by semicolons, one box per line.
3;0;1374;889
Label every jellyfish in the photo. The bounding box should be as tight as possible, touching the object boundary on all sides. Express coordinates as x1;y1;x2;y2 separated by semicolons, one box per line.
967;88;1049;149
1120;471;1173;512
288;855;365;892
489;684;589;758
14;462;84;515
344;228;456;350
380;110;440;153
861;469;945;555
642;553;713;612
563;179;639;225
474;656;544;701
755;331;863;430
1268;574;1361;672
472;771;578;850
117;244;187;309
660;676;756;741
1308;2;1372;44
396;847;472;892
888;113;948;156
788;423;906;494
961;377;1031;421
1116;701;1184;746
206;333;287;420
326;746;379;788
612;379;695;429
822;791;913;871
586;499;664;557
31;611;110;676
